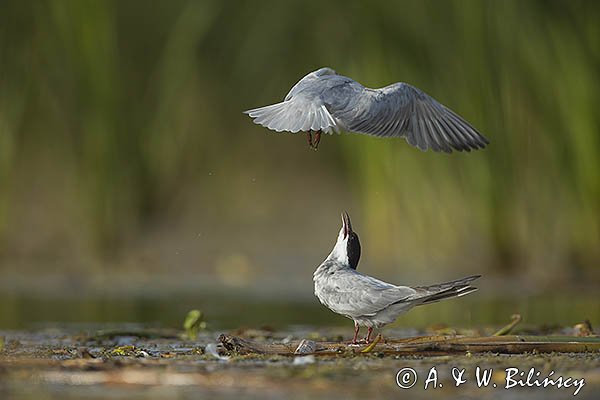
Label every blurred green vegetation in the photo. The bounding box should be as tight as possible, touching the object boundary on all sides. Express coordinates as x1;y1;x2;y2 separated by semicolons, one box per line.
0;0;598;296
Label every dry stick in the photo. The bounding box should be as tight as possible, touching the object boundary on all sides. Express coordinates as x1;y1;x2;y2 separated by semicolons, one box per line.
360;334;382;353
493;314;522;336
218;334;600;356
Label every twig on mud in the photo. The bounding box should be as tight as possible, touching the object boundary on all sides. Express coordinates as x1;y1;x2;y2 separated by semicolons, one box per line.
493;314;522;336
360;334;382;353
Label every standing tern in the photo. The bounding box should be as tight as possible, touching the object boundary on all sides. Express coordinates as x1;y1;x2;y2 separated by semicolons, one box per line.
313;212;481;344
245;67;489;151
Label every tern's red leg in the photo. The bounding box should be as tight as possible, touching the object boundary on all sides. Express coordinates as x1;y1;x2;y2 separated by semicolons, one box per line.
306;131;313;148
312;131;321;150
352;322;360;344
364;327;373;344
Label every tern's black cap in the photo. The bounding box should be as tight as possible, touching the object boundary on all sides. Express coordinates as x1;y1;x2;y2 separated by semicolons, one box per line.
342;211;361;270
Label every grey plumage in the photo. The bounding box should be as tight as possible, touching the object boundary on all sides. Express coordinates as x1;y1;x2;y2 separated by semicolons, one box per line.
313;212;480;342
245;67;489;152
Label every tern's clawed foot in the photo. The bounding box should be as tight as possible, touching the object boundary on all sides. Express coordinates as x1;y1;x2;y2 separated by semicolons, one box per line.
312;131;321;150
350;336;372;345
305;131;321;150
306;131;313;148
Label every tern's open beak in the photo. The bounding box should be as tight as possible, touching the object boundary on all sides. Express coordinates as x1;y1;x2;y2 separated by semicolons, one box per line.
341;211;353;239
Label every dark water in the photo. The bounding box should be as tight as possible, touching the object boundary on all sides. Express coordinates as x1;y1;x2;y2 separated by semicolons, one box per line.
0;288;598;332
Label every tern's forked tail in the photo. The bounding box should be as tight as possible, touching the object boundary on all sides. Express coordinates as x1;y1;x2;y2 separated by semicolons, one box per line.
244;100;338;134
414;274;481;305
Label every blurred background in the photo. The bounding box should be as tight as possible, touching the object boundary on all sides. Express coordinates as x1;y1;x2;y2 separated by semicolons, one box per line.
0;0;598;330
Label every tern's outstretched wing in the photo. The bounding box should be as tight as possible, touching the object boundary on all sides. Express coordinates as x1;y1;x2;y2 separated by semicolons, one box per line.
328;82;489;152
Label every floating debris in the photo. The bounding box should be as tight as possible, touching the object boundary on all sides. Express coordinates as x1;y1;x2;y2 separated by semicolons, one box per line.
294;339;317;354
574;320;594;337
136;350;150;358
205;343;230;361
109;345;136;356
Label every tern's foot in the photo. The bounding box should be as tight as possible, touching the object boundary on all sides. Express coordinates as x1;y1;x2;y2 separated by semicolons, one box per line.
306;131;313;148
305;131;321;150
312;131;321;150
363;327;374;344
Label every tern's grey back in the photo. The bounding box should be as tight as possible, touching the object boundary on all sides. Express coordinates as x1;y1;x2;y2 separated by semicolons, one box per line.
284;69;357;102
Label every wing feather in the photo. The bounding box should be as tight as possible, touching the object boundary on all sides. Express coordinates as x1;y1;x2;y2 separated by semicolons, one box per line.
332;83;488;152
437;114;470;151
428;106;463;151
317;269;417;318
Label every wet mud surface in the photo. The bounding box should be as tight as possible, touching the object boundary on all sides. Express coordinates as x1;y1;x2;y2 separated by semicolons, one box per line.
0;325;598;399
